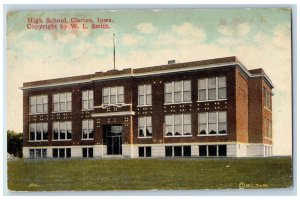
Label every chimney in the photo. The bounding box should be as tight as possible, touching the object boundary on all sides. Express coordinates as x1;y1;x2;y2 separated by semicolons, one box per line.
168;60;176;65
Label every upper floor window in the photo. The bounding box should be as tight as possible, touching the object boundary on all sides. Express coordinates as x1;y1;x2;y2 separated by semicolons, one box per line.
82;90;94;110
53;121;72;140
138;84;152;106
53;93;72;112
165;114;191;137
29;95;48;114
198;77;227;101
102;86;124;105
264;117;272;139
138;116;152;138
165;80;191;104
198;111;227;135
29;123;48;141
263;87;272;110
82;119;94;140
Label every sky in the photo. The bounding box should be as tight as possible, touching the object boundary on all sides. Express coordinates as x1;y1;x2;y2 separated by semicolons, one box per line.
6;8;292;155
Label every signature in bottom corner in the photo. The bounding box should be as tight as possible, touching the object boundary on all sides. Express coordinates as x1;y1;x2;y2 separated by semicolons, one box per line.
239;182;269;189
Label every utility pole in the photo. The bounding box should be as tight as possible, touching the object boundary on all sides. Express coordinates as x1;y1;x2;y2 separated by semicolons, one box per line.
113;33;116;70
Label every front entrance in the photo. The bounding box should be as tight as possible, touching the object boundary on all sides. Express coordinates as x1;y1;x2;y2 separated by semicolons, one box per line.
104;125;122;155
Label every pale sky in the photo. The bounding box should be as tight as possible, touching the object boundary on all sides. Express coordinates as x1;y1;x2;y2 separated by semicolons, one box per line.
6;8;292;155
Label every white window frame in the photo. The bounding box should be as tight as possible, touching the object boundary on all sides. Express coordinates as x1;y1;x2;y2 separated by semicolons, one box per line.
138;84;152;106
102;86;125;105
82;147;93;158
52;92;72;112
164;80;191;104
199;145;227;157
29;95;48;114
198;111;227;136
29;149;47;159
52;121;72;141
164;114;192;137
82;119;94;140
138;116;152;138
198;76;227;102
29;123;48;141
82;90;94;110
52;148;71;158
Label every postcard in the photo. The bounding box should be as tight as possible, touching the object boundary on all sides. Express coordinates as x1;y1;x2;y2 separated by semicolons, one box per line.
6;7;292;191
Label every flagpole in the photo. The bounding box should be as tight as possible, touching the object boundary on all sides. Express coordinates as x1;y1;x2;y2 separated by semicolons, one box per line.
113;33;115;70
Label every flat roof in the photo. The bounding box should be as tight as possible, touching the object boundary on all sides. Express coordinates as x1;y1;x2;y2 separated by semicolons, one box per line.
21;56;274;90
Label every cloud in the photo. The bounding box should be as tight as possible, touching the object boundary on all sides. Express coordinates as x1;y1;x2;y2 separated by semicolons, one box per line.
172;23;206;41
218;22;251;37
121;34;141;46
217;25;233;36
136;23;157;33
96;34;114;47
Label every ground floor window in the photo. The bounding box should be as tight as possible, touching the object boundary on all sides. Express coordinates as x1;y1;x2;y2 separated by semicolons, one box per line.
53;148;71;158
138;146;151;157
165;146;191;157
29;149;47;159
199;145;227;157
82;148;93;158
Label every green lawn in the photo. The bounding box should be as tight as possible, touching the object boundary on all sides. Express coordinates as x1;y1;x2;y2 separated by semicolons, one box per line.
7;157;292;191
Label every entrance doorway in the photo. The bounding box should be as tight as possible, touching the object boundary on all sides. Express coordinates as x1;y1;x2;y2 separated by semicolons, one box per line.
103;125;122;155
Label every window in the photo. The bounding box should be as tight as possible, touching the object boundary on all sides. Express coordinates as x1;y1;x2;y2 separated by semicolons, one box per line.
53;148;71;158
165;114;191;136
138;147;151;157
29;123;48;141
264;118;272;139
102;86;124;104
165;146;191;157
29;95;48;114
82;120;94;139
138;116;152;138
198;112;227;135
82;148;93;158
138;85;152;106
164;80;191;103
263;88;272;110
198;77;227;101
53;121;72;140
53;93;72;112
29;149;47;159
199;145;227;157
82;90;94;110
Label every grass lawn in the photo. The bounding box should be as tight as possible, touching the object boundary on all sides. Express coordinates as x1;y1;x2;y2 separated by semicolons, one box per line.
7;157;292;191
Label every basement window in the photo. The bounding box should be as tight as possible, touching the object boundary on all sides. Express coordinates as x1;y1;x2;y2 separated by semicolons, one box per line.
82;148;93;158
138;147;151;157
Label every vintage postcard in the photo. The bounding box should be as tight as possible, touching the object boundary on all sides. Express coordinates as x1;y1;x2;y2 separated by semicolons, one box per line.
6;7;293;192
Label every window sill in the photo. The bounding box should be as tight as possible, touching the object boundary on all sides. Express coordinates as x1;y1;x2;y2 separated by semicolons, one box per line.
197;99;227;103
137;105;152;107
81;109;94;111
28;140;48;142
52;111;72;114
164;102;192;105
29;113;48;116
52;139;72;141
81;138;94;141
137;137;152;139
197;134;228;136
164;135;193;138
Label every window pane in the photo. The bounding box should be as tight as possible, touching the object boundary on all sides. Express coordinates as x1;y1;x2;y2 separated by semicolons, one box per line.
146;85;151;94
165;146;172;157
139;117;145;126
53;94;59;103
66;148;71;158
82;148;87;158
118;94;124;103
139;147;144;157
174;125;182;135
60;93;66;102
36;149;41;158
146;147;151;157
208;145;217;156
43;95;48;103
53;103;59;112
29;149;35;159
60;122;66;139
174;115;182;125
174;146;182;156
59;148;65;158
208;89;216;100
199;113;207;123
60;102;66;111
165;115;173;125
30;105;35;114
88;148;93;158
43;123;48;140
218;145;227;156
30;96;36;105
183;125;191;135
183;114;191;124
118;86;124;95
165;125;173;136
183;80;191;91
146;127;152;137
83;100;88;110
139;95;144;105
66;93;72;101
165;83;172;93
42;149;47;158
138;85;144;95
66;102;72;111
208;78;216;89
36;104;42;113
219;123;227;134
174;81;181;92
183;146;191;157
103;87;109;96
89;90;93;99
218;77;226;88
110;87;116;95
88;100;94;108
138;128;144;137
199;79;206;90
43;104;48;113
82;91;88;100
208;124;217;134
199;90;206;101
36;123;42;140
110;95;116;104
88;120;93;129
219;112;227;123
146;117;152;126
30;124;35;140
199;146;207;156
165;93;172;103
199;124;207;135
53;122;59;140
209;112;217;123
103;96;109;104
218;88;227;99
53;149;58;158
208;113;217;134
183;91;191;102
146;94;152;105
